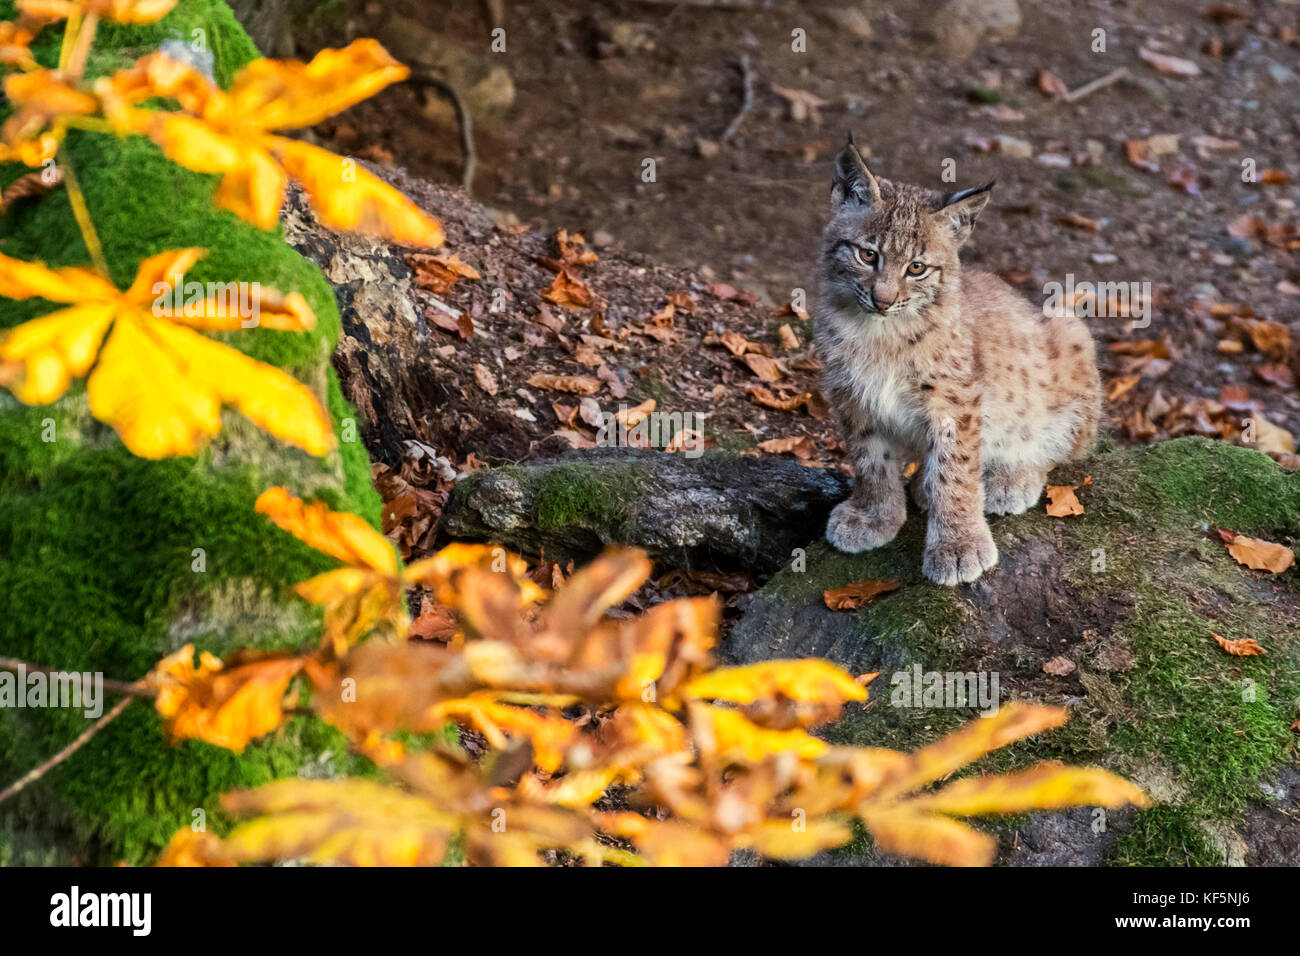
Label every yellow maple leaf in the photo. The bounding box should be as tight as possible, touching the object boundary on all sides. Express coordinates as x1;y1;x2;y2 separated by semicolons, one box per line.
0;248;335;458
101;41;443;246
147;644;304;752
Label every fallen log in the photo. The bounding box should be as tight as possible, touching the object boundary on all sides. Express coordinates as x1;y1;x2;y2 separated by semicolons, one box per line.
440;446;850;576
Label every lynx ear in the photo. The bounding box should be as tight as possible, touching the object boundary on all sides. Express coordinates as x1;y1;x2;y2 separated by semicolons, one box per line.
832;135;883;209
934;181;994;245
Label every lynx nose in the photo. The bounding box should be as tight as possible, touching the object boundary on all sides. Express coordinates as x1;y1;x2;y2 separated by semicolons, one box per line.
872;290;896;309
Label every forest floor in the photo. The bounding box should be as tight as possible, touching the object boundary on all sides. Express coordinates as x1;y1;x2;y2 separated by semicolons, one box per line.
309;0;1300;472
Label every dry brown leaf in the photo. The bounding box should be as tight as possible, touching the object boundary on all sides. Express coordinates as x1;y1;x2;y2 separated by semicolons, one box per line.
1045;485;1084;517
1042;656;1076;676
740;353;783;382
542;270;596;312
1217;529;1295;573
1054;213;1102;233
527;373;602;396
1035;69;1069;99
746;385;812;413
1211;632;1267;656
473;363;499;396
778;324;801;350
757;436;816;459
1124;139;1161;173
409;253;480;294
823;579;900;611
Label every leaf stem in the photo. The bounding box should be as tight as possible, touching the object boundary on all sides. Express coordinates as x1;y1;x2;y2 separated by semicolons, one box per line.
59;151;110;277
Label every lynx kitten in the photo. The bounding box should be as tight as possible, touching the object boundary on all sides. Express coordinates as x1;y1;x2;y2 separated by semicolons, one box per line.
815;139;1101;586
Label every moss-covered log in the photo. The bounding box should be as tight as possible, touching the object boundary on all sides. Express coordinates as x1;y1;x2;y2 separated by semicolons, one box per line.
0;0;379;864
441;447;852;576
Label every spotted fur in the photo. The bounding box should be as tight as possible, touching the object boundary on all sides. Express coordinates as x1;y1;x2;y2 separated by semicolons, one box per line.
815;139;1101;586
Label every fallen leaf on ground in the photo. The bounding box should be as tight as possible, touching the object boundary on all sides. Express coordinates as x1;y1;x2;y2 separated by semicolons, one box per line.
757;436;816;459
1045;485;1084;517
1042;656;1076;676
823;579;900;611
473;364;499;396
1217;528;1295;573
408;253;479;294
739;353;783;382
542;270;595;312
1211;632;1267;656
527;373;602;395
1054;212;1101;233
746;385;812;413
1124;140;1160;173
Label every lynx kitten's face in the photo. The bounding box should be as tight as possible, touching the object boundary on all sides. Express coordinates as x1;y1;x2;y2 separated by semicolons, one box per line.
820;150;990;324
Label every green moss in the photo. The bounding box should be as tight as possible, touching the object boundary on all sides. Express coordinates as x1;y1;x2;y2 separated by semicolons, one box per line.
1112;805;1222;866
533;462;650;534
750;438;1300;863
0;0;382;863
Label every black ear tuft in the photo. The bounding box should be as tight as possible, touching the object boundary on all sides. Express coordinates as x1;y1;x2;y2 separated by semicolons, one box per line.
934;180;994;245
939;180;995;210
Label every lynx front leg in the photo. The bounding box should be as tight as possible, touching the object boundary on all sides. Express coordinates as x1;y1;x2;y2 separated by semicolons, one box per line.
921;406;998;585
826;422;907;554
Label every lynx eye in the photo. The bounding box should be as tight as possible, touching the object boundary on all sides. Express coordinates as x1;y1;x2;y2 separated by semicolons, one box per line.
853;247;878;268
906;260;928;277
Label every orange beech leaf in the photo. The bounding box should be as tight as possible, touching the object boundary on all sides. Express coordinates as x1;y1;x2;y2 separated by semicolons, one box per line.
1217;528;1295;573
526;372;602;395
0;249;334;458
147;645;305;752
541;270;596;311
408;253;480;294
101;42;443;245
823;579;900;610
1211;632;1267;656
1045;484;1084;517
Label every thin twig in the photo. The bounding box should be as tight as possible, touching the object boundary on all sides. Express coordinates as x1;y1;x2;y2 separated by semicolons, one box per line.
0;696;135;807
414;74;477;193
1064;67;1129;103
0;656;155;698
720;54;756;143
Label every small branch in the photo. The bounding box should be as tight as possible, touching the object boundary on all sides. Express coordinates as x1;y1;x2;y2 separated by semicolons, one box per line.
0;655;156;698
414;74;478;193
1064;67;1129;103
720;54;756;143
0;696;135;807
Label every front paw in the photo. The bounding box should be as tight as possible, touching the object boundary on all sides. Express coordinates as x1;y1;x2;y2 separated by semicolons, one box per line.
826;498;904;553
923;522;998;586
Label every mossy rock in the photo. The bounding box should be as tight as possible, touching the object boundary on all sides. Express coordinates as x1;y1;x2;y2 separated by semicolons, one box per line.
0;0;380;864
723;438;1300;866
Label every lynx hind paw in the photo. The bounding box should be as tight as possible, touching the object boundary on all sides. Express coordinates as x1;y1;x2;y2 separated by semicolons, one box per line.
922;524;998;586
826;499;904;553
983;465;1046;516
